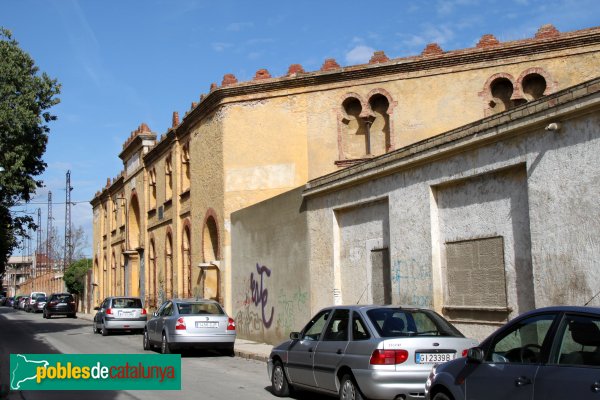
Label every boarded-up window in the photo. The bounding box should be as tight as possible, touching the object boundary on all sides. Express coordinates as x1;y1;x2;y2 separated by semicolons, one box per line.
446;236;507;309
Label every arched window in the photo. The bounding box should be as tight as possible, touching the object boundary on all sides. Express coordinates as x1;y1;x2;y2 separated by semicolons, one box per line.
149;238;156;307
111;251;117;296
522;73;547;101
165;155;173;201
181;142;191;193
148;168;157;210
182;223;192;297
368;94;391;155
165;232;173;298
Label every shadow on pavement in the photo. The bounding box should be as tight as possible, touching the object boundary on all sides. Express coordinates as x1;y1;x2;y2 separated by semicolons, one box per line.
0;307;137;400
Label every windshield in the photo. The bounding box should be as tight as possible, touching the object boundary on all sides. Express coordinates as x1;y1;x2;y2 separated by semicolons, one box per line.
177;302;224;315
366;308;463;338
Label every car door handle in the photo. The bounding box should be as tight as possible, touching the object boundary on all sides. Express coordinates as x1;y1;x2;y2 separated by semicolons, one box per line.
336;349;343;355
515;376;532;387
591;382;600;393
308;348;313;353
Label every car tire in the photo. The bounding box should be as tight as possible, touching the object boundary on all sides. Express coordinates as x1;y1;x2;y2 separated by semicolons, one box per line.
271;360;291;397
143;330;152;350
339;374;364;400
433;393;453;400
69;313;76;318
161;333;171;354
101;322;109;336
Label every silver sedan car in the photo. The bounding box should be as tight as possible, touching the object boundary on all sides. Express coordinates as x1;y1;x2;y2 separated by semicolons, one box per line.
144;298;236;355
93;296;147;336
268;305;477;400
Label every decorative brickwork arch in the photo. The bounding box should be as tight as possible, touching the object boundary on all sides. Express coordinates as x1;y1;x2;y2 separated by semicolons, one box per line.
337;93;368;161
516;67;556;100
111;251;117;296
119;245;125;296
367;88;398;153
480;73;517;116
148;236;157;307
128;191;141;249
181;218;192;297
200;209;220;301
165;227;174;298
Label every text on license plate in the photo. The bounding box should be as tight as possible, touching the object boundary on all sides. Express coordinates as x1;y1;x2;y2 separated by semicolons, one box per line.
416;353;454;364
196;322;219;328
118;311;133;317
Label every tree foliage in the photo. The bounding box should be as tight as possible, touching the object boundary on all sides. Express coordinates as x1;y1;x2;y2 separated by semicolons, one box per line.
0;28;60;274
64;258;91;295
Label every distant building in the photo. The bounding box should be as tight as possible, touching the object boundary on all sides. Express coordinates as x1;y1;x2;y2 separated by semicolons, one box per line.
91;24;600;343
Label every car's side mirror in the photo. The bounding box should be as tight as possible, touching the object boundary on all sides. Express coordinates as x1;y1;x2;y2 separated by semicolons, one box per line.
290;332;301;340
467;347;484;363
153;311;159;317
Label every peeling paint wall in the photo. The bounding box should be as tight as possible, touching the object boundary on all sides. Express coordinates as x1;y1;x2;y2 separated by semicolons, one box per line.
307;108;600;341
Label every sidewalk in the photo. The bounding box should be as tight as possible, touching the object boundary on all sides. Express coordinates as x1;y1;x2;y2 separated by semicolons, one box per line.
77;313;272;362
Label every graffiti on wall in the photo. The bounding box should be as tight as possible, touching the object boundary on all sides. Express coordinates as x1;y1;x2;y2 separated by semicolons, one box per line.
251;263;274;328
236;263;275;336
391;258;433;307
276;287;308;334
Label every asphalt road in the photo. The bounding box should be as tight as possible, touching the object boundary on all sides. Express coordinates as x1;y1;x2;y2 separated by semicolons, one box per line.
0;306;327;400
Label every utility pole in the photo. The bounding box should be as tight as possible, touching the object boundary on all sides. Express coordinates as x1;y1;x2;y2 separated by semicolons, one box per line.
47;191;52;272
64;170;73;271
36;208;41;277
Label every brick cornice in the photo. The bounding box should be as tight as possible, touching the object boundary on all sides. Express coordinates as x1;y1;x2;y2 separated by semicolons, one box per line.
175;28;600;134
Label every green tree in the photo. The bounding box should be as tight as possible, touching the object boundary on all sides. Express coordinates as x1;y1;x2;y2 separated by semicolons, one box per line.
63;258;91;295
0;28;60;274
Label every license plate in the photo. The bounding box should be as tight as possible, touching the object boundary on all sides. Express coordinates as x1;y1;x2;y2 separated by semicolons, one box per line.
416;353;454;364
196;322;218;328
118;310;133;317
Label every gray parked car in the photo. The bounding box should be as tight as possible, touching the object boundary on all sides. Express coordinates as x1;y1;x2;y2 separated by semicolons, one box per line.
143;298;236;355
425;306;600;400
93;296;147;336
268;305;477;400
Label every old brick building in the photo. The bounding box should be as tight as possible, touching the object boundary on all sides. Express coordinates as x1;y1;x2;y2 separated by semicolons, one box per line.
91;24;600;342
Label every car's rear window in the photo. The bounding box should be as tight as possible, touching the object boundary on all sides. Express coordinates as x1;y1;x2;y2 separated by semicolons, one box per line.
53;294;73;302
177;302;224;315
366;308;463;338
112;298;143;309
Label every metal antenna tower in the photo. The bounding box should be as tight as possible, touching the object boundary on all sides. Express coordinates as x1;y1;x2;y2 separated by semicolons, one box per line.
36;208;42;277
64;170;73;271
47;191;53;272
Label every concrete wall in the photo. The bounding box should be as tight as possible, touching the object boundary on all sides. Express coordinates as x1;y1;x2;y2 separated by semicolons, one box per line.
306;90;600;341
231;186;310;345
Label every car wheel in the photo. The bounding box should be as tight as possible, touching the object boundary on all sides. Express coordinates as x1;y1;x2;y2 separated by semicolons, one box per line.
143;330;152;350
161;333;171;354
433;392;453;400
271;360;291;397
101;322;109;336
339;374;364;400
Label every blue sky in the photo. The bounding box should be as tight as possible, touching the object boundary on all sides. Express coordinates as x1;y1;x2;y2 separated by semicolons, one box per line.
2;0;599;257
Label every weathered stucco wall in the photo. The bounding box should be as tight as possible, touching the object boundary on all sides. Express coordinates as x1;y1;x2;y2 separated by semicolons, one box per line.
307;95;600;341
231;186;309;345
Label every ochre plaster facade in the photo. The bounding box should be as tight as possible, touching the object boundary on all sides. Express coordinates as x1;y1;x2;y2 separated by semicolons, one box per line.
90;25;600;319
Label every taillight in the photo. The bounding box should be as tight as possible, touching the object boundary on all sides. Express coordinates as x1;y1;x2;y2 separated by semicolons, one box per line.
176;317;186;330
370;349;409;365
227;317;236;331
141;308;147;315
462;349;469;357
106;308;112;315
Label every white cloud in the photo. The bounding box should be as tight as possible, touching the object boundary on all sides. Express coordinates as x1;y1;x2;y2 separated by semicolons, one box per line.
345;45;375;65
